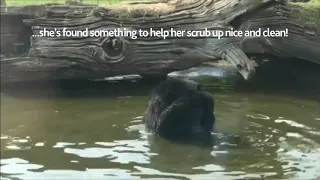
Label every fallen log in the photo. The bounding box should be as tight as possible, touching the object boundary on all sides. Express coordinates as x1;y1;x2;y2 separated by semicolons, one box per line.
1;0;319;84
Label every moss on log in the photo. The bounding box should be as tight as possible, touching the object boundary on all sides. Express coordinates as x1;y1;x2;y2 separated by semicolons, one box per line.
1;0;320;84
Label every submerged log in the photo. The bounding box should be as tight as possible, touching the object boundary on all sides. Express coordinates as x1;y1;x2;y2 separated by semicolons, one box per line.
1;0;320;84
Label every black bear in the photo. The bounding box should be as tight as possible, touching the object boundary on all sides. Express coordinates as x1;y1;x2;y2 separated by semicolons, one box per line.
143;78;215;144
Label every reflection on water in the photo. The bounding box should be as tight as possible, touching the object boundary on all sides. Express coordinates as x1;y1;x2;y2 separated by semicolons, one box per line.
1;80;320;180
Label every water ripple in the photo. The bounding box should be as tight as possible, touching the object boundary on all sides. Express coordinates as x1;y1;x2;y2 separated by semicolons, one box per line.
275;118;312;130
246;114;271;120
1;88;320;180
63;140;152;164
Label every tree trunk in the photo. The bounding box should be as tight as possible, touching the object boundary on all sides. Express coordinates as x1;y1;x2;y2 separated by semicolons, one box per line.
1;0;319;84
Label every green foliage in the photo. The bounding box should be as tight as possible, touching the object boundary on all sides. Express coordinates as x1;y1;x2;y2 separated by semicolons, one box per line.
4;0;170;18
291;0;320;9
289;0;320;27
5;0;126;6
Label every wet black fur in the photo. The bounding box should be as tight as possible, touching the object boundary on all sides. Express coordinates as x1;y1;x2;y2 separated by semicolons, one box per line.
143;78;215;144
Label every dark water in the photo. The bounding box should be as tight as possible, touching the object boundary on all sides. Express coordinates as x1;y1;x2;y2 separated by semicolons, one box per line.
1;76;320;180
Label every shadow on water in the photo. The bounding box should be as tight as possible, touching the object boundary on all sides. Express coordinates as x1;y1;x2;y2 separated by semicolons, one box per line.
235;58;320;101
1;58;320;180
0;78;157;100
1;58;320;101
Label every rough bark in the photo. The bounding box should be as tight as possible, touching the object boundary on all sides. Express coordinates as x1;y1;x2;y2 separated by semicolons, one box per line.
1;0;320;84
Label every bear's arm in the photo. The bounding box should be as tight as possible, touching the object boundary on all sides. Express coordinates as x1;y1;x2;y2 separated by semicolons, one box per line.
197;91;215;132
156;97;201;139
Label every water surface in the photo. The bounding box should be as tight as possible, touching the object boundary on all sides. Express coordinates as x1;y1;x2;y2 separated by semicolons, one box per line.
1;79;320;180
